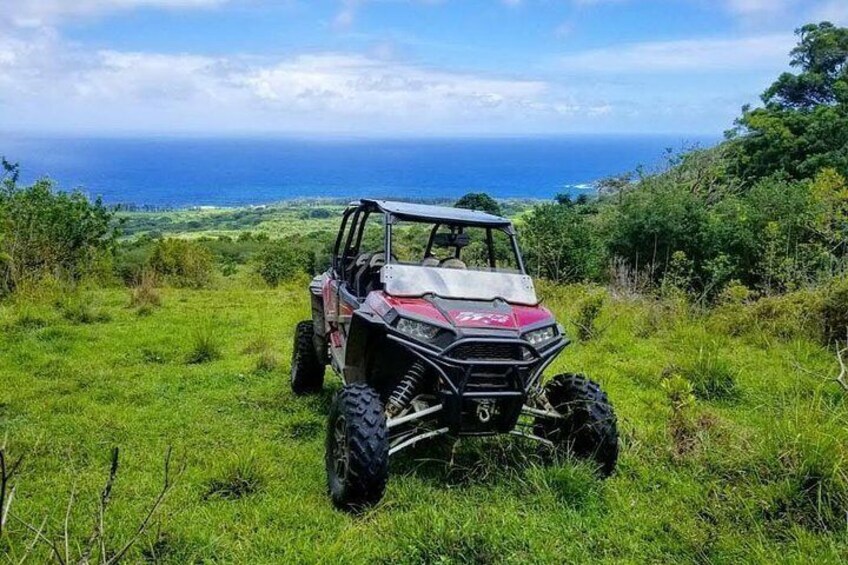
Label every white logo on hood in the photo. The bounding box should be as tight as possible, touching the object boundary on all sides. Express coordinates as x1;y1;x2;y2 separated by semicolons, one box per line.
454;312;511;324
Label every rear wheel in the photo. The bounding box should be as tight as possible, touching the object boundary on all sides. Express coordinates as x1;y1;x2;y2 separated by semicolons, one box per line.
325;384;389;511
534;373;619;476
291;321;324;396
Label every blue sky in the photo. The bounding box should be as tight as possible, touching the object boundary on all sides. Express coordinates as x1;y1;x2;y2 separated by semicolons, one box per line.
1;0;846;136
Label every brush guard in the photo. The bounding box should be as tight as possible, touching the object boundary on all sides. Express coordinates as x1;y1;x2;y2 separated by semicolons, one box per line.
383;333;568;455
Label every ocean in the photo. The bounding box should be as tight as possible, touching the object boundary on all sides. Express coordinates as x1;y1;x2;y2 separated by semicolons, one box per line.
0;135;718;208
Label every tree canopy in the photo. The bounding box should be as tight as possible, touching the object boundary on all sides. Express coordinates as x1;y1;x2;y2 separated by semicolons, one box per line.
729;22;848;182
454;192;502;216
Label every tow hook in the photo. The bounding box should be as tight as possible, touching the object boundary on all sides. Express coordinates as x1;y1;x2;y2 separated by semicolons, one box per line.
476;400;495;423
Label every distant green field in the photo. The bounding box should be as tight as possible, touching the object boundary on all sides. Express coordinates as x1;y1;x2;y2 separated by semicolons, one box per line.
116;199;538;240
117;202;346;240
1;282;845;562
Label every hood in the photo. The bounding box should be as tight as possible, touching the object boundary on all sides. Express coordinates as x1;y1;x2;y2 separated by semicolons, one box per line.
370;293;554;331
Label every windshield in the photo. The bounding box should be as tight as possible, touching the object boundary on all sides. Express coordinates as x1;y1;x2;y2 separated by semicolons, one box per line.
381;264;538;305
389;219;522;273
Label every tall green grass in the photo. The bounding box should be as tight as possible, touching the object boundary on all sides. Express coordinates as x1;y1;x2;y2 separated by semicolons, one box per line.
0;284;845;562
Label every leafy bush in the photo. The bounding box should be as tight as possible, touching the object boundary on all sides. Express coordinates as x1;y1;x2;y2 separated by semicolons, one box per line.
299;207;333;219
821;276;848;344
147;238;214;289
574;290;606;341
256;241;309;286
746;291;825;342
660;372;701;458
0;172;118;294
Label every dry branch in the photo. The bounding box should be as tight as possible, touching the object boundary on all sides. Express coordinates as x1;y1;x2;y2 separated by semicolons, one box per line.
7;445;179;564
0;439;25;538
835;342;848;392
105;446;176;565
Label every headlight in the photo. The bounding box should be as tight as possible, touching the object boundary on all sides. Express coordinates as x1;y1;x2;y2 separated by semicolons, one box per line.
396;318;441;341
524;325;557;347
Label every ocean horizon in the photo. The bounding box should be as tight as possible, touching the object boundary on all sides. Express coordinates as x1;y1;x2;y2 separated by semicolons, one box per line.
1;134;719;208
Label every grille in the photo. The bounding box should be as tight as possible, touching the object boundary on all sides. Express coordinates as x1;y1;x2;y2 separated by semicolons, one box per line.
465;371;511;392
450;342;521;361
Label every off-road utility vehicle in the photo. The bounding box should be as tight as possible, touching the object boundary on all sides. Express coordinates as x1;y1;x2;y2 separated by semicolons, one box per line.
291;199;618;509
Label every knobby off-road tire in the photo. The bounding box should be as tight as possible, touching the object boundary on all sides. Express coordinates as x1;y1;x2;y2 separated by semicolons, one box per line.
535;373;619;476
325;384;389;511
291;321;324;396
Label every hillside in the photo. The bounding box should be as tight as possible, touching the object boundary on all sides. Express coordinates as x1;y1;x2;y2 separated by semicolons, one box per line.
2;20;848;564
1;281;846;562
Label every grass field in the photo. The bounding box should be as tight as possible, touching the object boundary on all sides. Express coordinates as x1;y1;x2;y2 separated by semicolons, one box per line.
115;200;537;241
1;280;846;563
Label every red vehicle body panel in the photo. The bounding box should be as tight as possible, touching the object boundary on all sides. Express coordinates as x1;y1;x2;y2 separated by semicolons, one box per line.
366;291;554;331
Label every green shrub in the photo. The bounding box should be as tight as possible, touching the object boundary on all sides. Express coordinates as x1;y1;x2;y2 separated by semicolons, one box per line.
299;208;333;219
56;294;111;325
716;280;756;306
147;239;214;289
711;289;824;341
256;241;309;286
821;276;848;344
574;289;606;341
129;269;161;313
0;176;118;294
521;202;602;282
661;372;700;458
114;244;152;285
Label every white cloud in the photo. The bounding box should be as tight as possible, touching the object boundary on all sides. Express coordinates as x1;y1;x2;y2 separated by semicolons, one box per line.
811;0;848;25
556;34;794;73
4;0;228;27
333;0;359;31
723;0;794;16
0;30;613;134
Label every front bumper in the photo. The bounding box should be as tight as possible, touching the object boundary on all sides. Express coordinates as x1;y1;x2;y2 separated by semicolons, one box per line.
386;331;567;435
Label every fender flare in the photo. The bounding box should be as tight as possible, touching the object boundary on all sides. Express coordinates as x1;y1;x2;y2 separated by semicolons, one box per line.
344;309;385;384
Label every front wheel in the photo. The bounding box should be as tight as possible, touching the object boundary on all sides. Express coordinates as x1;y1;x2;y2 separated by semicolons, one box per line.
325;384;389;511
291;321;324;396
534;373;619;476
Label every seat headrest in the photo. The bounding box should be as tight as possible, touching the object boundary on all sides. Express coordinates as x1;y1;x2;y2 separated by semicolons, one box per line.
439;258;467;270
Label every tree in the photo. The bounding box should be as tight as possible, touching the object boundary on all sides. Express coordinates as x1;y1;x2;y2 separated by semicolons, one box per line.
763;22;848;110
729;22;848;181
454;192;502;216
521;203;601;282
1;157;19;189
0;178;118;293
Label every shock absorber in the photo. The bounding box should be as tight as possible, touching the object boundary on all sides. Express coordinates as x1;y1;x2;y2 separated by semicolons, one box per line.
386;361;427;418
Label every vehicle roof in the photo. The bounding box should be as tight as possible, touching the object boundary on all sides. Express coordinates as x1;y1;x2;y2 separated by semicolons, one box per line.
358;199;512;228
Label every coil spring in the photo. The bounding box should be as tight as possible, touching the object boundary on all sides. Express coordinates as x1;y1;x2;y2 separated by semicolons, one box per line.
386;361;427;417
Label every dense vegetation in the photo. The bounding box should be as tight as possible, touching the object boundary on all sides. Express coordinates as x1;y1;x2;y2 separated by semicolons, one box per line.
521;22;847;302
0;21;846;564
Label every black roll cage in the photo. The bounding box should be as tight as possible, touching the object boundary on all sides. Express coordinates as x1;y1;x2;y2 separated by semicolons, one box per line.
332;201;527;279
